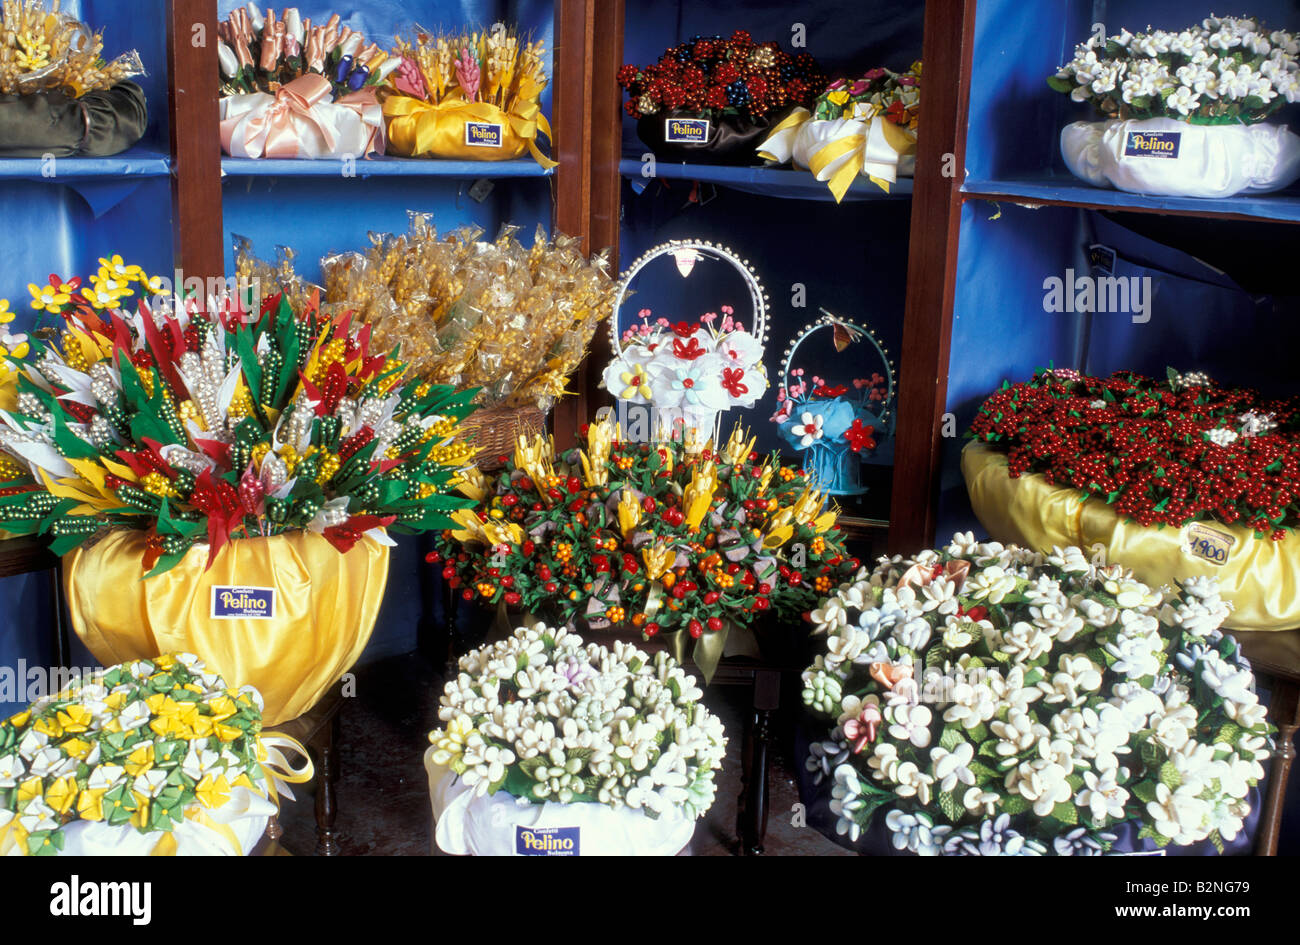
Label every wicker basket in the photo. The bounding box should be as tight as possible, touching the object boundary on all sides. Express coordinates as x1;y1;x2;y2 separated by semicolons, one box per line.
459;404;547;470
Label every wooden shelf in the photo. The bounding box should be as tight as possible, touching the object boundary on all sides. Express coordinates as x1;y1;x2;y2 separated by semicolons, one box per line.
619;158;912;201
222;156;554;179
0;147;171;181
962;173;1300;225
0;536;58;580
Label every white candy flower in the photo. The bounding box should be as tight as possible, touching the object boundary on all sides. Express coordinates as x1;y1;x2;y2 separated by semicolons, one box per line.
930;742;976;793
886;703;933;748
1076;769;1129;823
965;566;1018;604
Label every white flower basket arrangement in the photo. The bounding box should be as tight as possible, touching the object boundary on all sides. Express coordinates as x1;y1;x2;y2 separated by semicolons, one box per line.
0;654;312;856
602;240;768;443
425;622;725;856
1051;16;1300;198
800;536;1273;855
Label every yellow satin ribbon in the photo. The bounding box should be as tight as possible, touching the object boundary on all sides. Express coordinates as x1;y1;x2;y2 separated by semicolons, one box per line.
383;95;557;169
63;529;389;726
257;733;315;808
962;441;1300;632
755;107;810;163
806;120;915;202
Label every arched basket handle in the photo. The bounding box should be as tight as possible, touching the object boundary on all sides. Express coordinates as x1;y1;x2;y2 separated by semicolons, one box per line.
777;309;896;431
609;239;770;357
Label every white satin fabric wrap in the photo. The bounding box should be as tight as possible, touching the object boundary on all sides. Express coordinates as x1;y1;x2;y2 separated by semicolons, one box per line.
1060;117;1300;198
425;748;694;856
0;786;274;856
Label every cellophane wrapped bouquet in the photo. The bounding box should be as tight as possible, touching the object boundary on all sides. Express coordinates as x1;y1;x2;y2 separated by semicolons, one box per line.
0;0;142;95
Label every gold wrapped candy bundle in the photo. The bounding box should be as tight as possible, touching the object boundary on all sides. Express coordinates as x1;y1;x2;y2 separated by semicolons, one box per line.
0;0;143;97
380;24;554;166
245;217;614;412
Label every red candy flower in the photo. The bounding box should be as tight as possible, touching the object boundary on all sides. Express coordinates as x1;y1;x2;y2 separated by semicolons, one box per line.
846;419;877;453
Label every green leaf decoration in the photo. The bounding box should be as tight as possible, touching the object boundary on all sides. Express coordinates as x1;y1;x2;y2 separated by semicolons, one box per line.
1158;761;1182;790
1051;801;1079;825
1000;793;1030;815
938;789;963;823
1131;780;1159;804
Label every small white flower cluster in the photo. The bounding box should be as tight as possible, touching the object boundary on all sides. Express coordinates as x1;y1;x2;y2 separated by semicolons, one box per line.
801;535;1273;855
430;623;726;819
1052;16;1300;120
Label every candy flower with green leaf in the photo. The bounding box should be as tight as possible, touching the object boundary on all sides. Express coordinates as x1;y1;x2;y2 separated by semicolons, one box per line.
801;534;1273;855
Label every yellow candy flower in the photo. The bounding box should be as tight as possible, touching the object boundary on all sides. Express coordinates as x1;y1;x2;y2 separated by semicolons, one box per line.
195;773;232;809
98;255;145;283
430;715;476;766
80;287;117;311
28;282;70;312
76;787;107;822
44;776;79;815
617;363;652;400
124;743;154;776
0;299;13;324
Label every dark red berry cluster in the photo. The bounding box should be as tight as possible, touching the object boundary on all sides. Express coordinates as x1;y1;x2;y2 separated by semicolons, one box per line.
618;30;825;122
969;369;1300;539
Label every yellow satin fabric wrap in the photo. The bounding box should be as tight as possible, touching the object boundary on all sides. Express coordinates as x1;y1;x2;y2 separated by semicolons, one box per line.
382;95;557;168
962;441;1300;631
63;530;390;725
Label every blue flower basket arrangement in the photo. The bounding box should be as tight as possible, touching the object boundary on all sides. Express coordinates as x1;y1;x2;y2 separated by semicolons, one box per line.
772;311;895;496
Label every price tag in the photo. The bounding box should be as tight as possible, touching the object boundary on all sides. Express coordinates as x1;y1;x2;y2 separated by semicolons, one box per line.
1181;522;1234;566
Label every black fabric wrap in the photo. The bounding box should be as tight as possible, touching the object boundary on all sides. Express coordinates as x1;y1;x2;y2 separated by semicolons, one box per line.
635;106;793;166
0;81;147;158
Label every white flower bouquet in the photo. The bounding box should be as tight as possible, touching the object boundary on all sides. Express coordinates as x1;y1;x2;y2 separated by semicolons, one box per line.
800;535;1273;855
424;623;726;855
1050;16;1300;197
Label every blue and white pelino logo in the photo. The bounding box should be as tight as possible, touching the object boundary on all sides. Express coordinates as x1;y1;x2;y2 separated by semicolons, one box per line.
1124;130;1181;159
665;117;710;144
465;121;503;148
516;825;580;856
211;586;275;620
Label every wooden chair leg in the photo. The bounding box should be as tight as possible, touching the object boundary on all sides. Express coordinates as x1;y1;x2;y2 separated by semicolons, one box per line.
1256;677;1300;856
737;669;781;856
314;713;341;856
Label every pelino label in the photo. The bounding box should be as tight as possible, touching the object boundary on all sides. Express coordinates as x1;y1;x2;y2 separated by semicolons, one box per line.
1181;522;1234;566
465;121;504;148
1124;130;1181;159
665;117;710;144
211;586;276;619
516;825;579;856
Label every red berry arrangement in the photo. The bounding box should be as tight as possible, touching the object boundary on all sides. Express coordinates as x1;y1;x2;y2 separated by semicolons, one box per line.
969;368;1300;539
433;420;858;661
618;30;826;122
